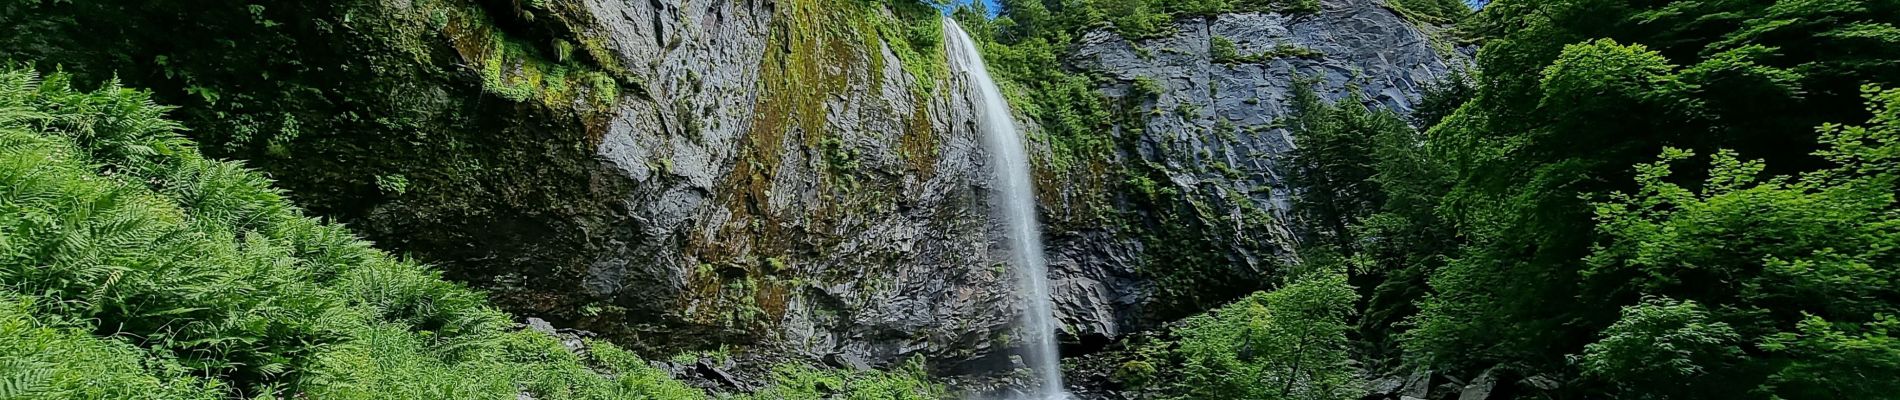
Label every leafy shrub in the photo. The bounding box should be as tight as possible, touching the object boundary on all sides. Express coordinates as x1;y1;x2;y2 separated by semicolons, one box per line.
1132;77;1167;99
1170;270;1359;400
1385;0;1473;24
1111;360;1157;387
1577;298;1743;398
1574;87;1900;398
1210;36;1243;63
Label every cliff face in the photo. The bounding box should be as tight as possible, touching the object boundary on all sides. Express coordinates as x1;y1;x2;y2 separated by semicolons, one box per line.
567;0;1022;370
1;0;1450;376
549;0;1455;372
1045;0;1455;346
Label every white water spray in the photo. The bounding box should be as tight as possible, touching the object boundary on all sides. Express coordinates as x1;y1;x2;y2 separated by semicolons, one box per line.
942;18;1067;399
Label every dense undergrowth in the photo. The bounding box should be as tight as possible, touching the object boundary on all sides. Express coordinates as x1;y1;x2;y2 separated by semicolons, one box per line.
1261;0;1900;398
0;0;666;333
0;67;701;399
0;68;948;399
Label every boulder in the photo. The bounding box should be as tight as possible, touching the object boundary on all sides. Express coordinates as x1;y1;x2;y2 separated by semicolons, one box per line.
1400;368;1433;399
823;353;873;371
1367;374;1405;397
1458;367;1502;400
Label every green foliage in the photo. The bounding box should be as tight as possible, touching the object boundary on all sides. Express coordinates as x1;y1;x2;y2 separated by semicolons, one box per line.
1285;82;1411;251
993;0;1322;45
1099;0;1176;39
1385;0;1473;25
740;360;947;400
1261;44;1326;60
1573;87;1900;398
1272;81;1443;368
1232;0;1900;397
1111;360;1157;388
1132;76;1166;98
1400;0;1900;378
1169;269;1359;400
1210;36;1242;64
0;2;649;325
1407;69;1472;128
1577;298;1744;399
863;0;952;91
376;174;411;195
1757;315;1900;400
0;67;698;399
0;296;223;400
964;18;1116;174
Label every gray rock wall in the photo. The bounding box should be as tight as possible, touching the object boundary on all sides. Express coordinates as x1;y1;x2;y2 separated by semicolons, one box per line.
1046;0;1454;344
515;0;1451;376
570;0;1025;371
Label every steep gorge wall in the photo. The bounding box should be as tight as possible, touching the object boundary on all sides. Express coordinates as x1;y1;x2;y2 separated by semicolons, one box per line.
535;0;1457;372
1038;0;1455;348
0;0;1451;377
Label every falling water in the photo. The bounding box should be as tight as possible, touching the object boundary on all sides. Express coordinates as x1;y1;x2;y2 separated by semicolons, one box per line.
942;18;1067;399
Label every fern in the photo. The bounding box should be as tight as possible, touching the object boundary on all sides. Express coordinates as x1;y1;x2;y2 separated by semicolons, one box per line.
0;66;706;399
0;358;53;400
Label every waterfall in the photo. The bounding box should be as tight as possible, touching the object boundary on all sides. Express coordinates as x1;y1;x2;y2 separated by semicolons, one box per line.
942;18;1067;399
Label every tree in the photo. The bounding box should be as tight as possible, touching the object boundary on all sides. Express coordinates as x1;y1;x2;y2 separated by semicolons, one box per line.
1582;87;1900;398
1758;315;1900;400
1406;38;1695;371
1578;298;1745;399
1286;83;1410;253
1173;269;1360;400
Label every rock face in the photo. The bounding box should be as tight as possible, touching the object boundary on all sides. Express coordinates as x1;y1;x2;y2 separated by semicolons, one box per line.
517;0;1456;375
563;0;1020;372
1047;0;1454;343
